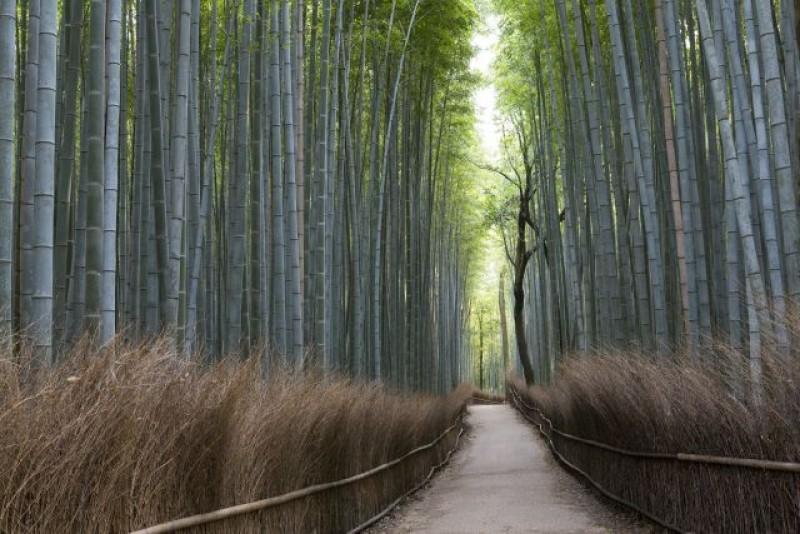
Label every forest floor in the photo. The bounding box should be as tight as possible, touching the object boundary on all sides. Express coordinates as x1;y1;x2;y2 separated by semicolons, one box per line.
371;404;655;533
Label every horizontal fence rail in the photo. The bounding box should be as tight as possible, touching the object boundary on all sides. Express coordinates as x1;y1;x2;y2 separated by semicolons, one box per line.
510;389;800;472
131;411;466;534
508;388;685;533
509;385;800;533
348;425;466;533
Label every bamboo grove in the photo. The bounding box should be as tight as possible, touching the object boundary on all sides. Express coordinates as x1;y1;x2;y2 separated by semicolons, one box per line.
0;0;481;392
494;0;800;384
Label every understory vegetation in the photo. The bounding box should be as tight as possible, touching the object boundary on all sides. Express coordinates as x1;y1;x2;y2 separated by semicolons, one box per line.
0;339;470;533
511;315;800;533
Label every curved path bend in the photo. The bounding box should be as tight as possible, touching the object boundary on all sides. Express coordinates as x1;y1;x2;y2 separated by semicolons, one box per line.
376;404;651;534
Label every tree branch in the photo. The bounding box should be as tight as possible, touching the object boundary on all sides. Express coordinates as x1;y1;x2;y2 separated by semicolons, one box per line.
500;227;516;267
468;158;521;190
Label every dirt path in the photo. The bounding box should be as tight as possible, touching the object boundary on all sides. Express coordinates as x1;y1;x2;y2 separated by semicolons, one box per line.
375;404;650;533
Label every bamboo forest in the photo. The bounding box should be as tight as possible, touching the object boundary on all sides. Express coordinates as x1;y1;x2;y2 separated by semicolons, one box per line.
2;0;800;532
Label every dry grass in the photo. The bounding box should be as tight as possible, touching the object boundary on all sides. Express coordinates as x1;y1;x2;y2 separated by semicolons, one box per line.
512;334;800;533
0;338;470;533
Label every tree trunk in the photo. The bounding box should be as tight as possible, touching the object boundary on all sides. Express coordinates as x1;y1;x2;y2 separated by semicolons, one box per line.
101;0;123;344
227;0;253;354
85;0;107;339
283;0;304;364
32;0;57;362
54;0;83;343
0;0;14;344
20;0;40;332
478;308;484;391
169;0;191;349
514;197;535;386
144;0;173;331
499;270;510;378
